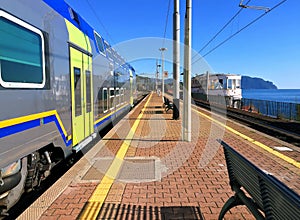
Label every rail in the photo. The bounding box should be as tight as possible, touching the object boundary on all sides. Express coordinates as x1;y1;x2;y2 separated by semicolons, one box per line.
218;140;300;219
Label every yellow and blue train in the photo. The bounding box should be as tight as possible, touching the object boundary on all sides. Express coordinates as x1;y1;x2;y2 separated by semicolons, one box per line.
0;0;142;213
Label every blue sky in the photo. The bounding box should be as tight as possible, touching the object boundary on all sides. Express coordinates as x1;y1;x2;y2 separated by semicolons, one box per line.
66;0;299;89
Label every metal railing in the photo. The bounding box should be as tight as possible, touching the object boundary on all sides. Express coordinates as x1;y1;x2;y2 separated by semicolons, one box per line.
241;98;300;121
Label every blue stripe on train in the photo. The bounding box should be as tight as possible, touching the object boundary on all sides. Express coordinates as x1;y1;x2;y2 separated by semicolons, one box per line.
0;119;40;139
0;106;129;147
43;115;72;147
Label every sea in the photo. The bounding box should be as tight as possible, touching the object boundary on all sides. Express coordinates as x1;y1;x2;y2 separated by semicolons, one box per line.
242;89;300;104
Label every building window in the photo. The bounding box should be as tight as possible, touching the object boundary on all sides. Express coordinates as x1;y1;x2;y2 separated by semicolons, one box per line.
0;10;45;88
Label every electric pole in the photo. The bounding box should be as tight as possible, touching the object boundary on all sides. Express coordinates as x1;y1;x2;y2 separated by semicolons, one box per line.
182;0;192;142
159;47;167;97
173;0;180;120
156;59;158;93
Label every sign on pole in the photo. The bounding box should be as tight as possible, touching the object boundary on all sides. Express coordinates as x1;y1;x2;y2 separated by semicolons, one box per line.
164;71;168;78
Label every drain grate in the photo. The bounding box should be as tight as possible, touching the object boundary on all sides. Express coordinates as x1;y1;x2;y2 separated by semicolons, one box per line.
161;206;203;220
117;157;159;182
144;110;164;114
83;157;161;182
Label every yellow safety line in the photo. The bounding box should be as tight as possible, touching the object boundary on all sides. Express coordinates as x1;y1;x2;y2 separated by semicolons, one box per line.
193;108;300;168
80;93;152;219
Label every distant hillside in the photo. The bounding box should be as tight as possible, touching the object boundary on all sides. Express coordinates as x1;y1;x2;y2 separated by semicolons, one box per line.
242;76;277;89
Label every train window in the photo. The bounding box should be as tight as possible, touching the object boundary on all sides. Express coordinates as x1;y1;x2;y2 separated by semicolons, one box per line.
109;88;115;110
102;88;108;113
86;70;91;113
227;79;233;89
116;88;120;106
74;67;82;116
0;10;45;88
104;41;113;61
96;88;101;115
223;79;227;89
121;88;125;103
94;32;105;55
104;41;110;49
215;79;223;89
109;63;114;76
236;79;241;89
120;88;123;104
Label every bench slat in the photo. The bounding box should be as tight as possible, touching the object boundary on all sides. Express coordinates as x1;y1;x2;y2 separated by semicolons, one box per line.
260;174;300;219
163;96;173;112
224;145;264;209
219;140;300;220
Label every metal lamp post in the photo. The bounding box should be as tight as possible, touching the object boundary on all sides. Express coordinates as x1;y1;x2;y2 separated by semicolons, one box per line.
159;47;167;97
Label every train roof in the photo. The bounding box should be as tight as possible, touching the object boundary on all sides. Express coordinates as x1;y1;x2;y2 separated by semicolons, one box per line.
194;73;241;79
43;0;94;39
43;0;127;65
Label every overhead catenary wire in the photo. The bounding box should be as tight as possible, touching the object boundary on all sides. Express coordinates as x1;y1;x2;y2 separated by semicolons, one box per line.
192;0;252;60
162;0;172;48
192;0;288;65
86;0;117;48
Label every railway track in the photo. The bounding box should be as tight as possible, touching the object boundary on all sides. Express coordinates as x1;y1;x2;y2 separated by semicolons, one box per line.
4;94;148;220
4;138;98;220
193;99;300;147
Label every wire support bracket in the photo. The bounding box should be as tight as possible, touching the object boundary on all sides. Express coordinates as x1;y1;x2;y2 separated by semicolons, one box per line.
239;0;270;12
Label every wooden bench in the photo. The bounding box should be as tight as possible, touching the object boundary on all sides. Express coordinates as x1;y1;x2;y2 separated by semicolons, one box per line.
163;96;173;112
218;140;300;220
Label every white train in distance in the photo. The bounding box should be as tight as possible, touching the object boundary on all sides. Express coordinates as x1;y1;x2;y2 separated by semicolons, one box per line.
191;73;242;108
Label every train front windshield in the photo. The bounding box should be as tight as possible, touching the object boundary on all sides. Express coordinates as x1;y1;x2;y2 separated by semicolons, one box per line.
227;78;241;89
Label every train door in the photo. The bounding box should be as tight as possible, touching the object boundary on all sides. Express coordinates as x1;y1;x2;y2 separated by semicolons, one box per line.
70;46;94;146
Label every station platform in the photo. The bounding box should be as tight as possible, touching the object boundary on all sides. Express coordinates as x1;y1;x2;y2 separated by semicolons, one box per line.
18;92;300;220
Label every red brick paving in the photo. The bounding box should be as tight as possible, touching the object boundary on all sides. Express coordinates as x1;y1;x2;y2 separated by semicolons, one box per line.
31;93;300;219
